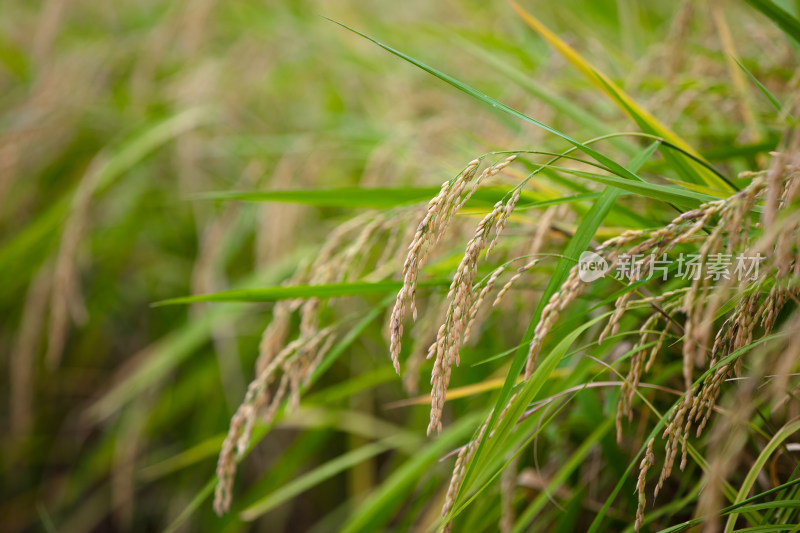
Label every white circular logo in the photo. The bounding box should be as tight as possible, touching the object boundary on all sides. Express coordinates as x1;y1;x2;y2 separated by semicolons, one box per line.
578;251;609;282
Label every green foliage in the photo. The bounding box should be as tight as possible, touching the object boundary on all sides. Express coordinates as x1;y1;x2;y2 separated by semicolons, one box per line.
2;1;799;532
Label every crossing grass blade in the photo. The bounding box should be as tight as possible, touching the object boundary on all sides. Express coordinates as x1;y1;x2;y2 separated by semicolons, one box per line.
0;108;212;298
745;0;800;46
200;186;539;209
452;35;638;157
152;280;449;306
656;479;800;533
239;440;394;521
511;418;614;532
735;58;783;112
547;165;724;208
161;299;391;531
447;313;611;526
452;142;658;524
509;1;735;193
84;251;306;424
587;333;786;533
724;419;800;532
340;414;482;533
326;18;648;186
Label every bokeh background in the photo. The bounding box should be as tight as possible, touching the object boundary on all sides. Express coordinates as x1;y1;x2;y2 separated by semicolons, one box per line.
1;1;794;531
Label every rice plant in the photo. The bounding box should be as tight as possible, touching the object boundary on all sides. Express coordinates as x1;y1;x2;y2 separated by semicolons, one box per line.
3;1;800;532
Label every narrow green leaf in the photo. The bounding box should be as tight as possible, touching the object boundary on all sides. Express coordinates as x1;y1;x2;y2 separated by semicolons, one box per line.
588;333;786;532
152;280;448;306
454;36;638;157
160;298;391;531
657;478;800;533
205;186;605;214
745;0;800;46
512;418;613;532
340;414;481;533
86;250;307;423
139;436;225;481
455;143;658;520
201;187;444;208
550;165;722;207
725;419;800;532
239;440;393;521
326;19;647;185
510;1;735;192
163;479;216;533
735;57;783;111
451;313;610;525
0;108;212;298
200;186;543;209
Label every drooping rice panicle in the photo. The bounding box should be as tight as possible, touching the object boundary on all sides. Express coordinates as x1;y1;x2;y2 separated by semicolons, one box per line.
428;202;504;435
214;208;415;515
634;438;656;532
390;156;517;374
493;258;539;308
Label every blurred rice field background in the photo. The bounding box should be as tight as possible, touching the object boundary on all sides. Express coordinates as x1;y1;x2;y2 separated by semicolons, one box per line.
2;1;800;532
